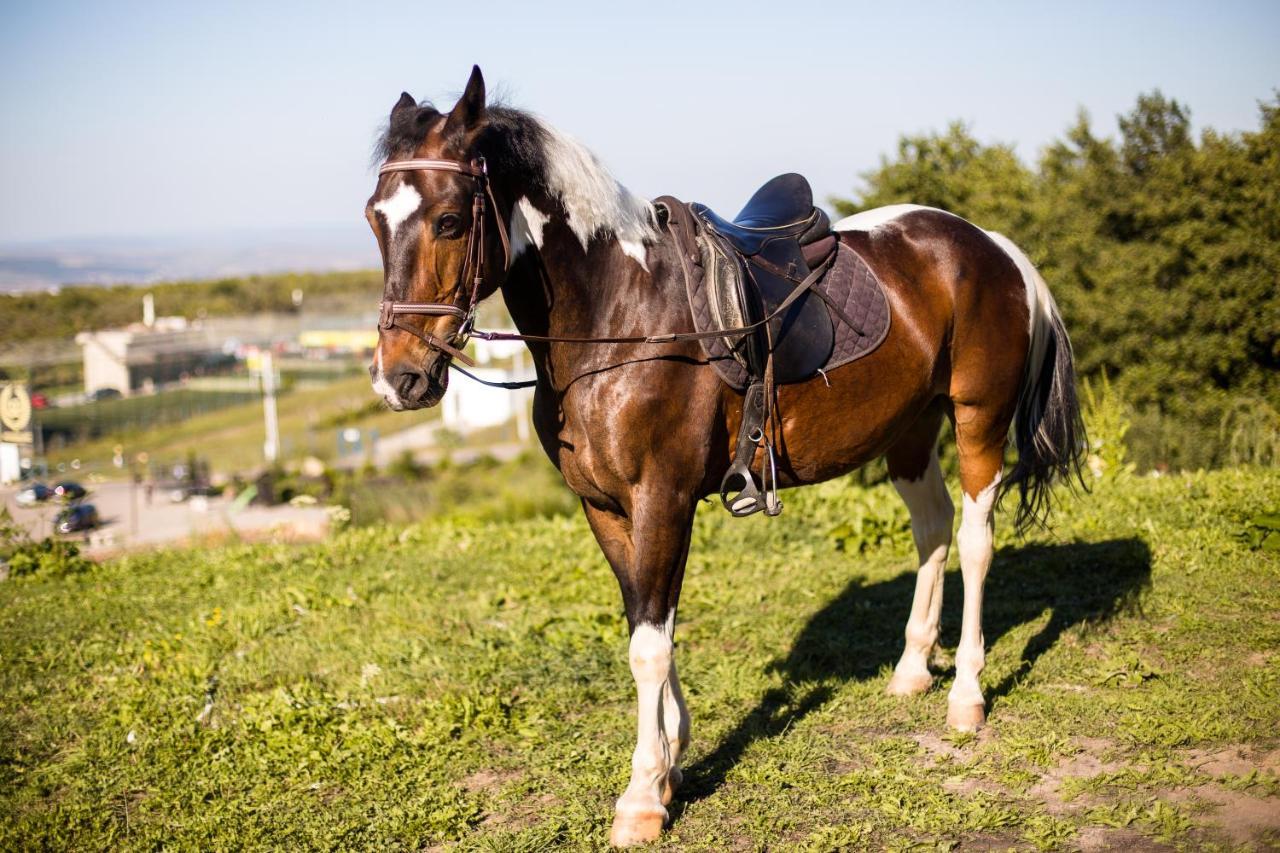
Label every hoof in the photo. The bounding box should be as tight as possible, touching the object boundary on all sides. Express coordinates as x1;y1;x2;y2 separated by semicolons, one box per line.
947;702;986;732
610;807;666;847
886;670;933;697
661;767;683;806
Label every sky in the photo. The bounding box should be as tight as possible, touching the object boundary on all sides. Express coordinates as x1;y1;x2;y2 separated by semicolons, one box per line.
1;0;1278;245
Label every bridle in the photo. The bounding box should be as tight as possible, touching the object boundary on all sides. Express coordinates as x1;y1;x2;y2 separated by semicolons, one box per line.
376;157;510;368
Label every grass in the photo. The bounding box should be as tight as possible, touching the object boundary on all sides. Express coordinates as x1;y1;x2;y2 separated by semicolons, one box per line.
44;375;434;476
1;466;1277;849
39;388;260;444
338;452;578;528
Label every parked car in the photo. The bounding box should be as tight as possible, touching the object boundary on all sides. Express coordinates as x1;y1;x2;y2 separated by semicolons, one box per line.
89;387;122;401
161;482;221;503
53;481;87;500
15;482;53;506
55;503;99;534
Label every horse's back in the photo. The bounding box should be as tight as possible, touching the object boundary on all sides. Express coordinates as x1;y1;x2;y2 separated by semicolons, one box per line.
834;204;1032;345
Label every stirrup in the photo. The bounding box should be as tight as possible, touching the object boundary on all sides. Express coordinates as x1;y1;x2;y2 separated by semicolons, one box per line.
721;457;764;517
719;383;783;517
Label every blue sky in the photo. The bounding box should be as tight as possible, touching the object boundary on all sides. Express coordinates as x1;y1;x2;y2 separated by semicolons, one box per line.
1;0;1277;244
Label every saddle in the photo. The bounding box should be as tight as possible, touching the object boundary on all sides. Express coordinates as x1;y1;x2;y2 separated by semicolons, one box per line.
690;174;836;383
656;174;891;520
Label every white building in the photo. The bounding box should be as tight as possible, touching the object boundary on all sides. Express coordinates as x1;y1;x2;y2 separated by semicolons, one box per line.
439;333;534;437
440;369;534;435
75;317;225;397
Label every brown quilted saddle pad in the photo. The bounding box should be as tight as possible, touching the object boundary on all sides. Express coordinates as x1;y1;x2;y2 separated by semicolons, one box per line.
685;240;892;390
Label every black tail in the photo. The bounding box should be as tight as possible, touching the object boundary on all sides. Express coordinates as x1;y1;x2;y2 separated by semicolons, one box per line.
1002;305;1088;533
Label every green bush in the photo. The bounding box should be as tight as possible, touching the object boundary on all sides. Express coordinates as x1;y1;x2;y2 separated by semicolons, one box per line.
0;510;92;579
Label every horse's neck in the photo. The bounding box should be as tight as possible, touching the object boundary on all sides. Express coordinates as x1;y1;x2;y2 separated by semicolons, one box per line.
497;199;663;345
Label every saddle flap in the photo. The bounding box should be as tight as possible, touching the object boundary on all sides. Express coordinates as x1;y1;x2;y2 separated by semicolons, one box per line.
748;243;835;382
700;227;834;384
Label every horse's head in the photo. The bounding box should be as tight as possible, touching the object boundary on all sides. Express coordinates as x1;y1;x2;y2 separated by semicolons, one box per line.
367;66;507;410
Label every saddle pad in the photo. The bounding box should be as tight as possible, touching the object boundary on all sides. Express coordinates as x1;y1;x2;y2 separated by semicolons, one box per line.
685;240;891;390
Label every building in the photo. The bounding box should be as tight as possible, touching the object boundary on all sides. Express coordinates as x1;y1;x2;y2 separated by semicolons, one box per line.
440;368;534;436
75;317;228;397
439;333;534;438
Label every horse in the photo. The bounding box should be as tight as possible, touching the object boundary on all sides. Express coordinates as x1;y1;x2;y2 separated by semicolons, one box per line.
365;66;1085;847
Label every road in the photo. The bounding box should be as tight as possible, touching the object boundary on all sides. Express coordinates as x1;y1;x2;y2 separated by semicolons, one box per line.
2;481;331;558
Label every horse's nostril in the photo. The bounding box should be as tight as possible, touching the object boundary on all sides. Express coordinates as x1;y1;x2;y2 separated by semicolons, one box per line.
394;370;418;398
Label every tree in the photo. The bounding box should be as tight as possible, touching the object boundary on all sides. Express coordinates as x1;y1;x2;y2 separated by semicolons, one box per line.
830;92;1280;470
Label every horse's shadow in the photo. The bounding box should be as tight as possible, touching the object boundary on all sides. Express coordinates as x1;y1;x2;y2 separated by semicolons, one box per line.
678;536;1152;805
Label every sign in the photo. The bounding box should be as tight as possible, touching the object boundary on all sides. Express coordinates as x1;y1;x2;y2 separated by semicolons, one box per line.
0;383;33;444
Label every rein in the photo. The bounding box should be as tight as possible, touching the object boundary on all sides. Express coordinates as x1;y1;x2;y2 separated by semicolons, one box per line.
376;157;835;389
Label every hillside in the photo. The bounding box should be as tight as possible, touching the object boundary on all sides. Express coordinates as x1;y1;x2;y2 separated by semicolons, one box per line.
2;468;1278;849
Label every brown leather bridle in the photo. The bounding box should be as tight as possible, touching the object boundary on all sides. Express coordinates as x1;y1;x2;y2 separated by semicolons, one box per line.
376;157;510;368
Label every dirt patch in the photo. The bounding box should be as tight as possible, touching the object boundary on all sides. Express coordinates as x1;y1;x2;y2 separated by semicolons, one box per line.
1028;739;1127;816
460;767;523;793
1169;784;1280;846
912;729;993;763
1032;739;1280;847
942;775;1008;798
1181;744;1280;778
955;832;1029;850
478;790;556;830
1075;826;1173;851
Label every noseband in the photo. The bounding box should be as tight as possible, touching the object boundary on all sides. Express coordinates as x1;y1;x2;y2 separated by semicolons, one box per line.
376;157;511;367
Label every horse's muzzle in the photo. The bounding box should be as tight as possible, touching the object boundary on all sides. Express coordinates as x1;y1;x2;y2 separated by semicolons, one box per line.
371;357;449;410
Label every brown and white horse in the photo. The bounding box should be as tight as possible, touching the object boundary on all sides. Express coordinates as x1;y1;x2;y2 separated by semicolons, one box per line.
366;67;1084;846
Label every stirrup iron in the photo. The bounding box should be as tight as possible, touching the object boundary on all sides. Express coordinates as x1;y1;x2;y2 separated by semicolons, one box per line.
719;382;783;517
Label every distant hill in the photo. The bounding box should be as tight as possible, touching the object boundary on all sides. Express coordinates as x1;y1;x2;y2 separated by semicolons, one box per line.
0;226;379;292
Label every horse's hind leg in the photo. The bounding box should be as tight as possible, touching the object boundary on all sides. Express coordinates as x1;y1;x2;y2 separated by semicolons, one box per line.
947;402;1010;731
886;405;954;697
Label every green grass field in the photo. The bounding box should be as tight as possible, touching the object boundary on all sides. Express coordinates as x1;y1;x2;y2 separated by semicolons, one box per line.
2;467;1277;850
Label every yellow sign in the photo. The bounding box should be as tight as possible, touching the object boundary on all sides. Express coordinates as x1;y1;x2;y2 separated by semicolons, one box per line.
0;384;33;443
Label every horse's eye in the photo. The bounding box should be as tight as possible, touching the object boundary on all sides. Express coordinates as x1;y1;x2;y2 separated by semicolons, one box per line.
436;213;461;236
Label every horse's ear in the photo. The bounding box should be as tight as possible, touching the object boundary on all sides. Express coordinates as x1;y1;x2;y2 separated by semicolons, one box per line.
392;92;416;118
444;66;486;136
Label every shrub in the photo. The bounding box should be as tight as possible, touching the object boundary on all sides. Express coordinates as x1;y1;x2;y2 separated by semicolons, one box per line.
0;510;93;579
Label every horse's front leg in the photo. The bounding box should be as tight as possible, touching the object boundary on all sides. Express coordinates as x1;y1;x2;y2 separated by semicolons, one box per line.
583;497;694;848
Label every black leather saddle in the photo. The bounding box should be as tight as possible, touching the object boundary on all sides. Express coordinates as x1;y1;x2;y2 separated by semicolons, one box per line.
690;173;835;383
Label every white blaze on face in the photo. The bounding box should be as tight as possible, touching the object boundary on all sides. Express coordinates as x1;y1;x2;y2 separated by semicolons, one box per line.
374;182;423;236
370;345;402;408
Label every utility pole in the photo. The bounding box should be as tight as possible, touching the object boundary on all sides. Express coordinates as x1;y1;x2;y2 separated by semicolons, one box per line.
261;351;280;464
